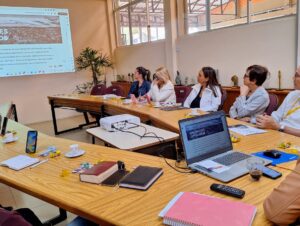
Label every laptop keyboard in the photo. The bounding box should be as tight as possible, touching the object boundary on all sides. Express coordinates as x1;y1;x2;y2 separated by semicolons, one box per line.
213;152;251;166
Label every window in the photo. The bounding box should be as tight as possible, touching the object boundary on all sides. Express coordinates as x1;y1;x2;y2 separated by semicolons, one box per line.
185;0;297;34
210;0;247;30
250;0;297;22
114;0;165;46
186;0;207;34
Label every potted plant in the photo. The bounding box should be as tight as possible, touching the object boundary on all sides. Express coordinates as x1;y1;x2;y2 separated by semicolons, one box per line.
75;47;113;93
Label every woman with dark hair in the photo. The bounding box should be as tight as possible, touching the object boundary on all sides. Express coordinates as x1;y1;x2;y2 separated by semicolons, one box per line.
183;66;222;111
229;65;269;123
127;66;151;98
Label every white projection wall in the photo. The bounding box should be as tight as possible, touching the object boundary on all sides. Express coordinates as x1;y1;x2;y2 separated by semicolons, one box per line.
0;6;75;77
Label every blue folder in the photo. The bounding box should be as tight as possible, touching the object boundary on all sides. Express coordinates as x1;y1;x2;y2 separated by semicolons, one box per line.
252;151;299;166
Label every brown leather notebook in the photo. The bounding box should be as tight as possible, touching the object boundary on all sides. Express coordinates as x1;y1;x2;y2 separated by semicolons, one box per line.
119;166;163;190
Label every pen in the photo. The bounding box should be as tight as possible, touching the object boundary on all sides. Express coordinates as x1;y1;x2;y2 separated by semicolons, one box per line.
30;159;48;169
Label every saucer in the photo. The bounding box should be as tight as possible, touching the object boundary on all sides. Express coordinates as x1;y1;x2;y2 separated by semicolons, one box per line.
65;149;85;158
2;137;18;144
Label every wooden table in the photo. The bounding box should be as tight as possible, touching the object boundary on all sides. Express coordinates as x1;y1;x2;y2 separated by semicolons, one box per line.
2;98;299;225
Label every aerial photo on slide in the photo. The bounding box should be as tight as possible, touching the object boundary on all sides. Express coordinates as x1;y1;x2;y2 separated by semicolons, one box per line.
0;14;62;44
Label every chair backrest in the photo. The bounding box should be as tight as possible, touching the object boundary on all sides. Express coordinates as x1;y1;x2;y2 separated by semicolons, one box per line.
105;85;125;97
265;93;279;115
90;84;106;95
174;86;192;104
218;88;227;111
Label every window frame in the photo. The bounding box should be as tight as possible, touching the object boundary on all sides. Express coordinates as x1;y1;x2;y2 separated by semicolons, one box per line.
113;0;165;46
184;0;297;35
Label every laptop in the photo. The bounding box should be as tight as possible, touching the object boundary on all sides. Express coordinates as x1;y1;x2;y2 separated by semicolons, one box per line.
179;111;271;182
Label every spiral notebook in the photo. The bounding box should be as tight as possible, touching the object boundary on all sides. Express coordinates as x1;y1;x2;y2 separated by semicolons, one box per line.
159;192;256;226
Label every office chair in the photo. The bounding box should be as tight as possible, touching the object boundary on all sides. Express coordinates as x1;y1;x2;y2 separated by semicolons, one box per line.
174;86;192;104
218;88;227;111
265;93;279;115
105;85;125;97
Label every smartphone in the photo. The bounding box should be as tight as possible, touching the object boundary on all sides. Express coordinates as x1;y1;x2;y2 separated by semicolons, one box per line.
262;166;282;179
25;130;38;153
101;170;129;186
1;117;8;136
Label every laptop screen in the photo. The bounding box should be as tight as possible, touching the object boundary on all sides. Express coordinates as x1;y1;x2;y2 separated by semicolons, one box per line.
179;111;232;165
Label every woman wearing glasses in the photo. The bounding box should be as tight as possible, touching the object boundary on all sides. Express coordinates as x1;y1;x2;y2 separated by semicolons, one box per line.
229;65;269;123
183;66;222;111
147;66;176;103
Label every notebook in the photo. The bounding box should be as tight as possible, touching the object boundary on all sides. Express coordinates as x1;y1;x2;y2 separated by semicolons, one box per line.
159;192;257;226
0;155;40;171
119;166;163;190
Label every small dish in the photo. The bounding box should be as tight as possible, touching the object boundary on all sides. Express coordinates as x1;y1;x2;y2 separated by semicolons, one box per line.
65;149;85;158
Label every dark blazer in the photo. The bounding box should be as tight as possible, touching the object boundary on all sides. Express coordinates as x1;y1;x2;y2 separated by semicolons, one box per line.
127;80;151;98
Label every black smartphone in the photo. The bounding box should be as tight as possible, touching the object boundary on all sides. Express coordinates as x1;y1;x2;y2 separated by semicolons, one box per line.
1;117;8;136
262;166;282;179
25;130;38;153
101;170;129;186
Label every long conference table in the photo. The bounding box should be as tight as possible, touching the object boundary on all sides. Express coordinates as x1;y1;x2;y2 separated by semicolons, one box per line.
0;95;299;225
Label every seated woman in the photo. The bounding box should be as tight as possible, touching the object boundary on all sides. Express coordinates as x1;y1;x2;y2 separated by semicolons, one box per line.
147;66;176;103
229;65;269;123
127;66;151;98
183;66;222;111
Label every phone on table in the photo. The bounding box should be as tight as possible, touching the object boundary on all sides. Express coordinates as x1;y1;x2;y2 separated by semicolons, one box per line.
262;166;282;179
25;130;38;153
101;170;129;186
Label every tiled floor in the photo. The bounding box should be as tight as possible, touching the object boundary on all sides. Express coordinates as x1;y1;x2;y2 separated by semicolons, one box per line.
0;115;100;225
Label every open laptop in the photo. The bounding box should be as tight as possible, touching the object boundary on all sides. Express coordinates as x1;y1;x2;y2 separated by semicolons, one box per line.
179;111;271;182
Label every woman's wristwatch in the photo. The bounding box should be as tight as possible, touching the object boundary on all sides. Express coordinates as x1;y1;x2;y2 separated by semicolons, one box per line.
278;124;285;132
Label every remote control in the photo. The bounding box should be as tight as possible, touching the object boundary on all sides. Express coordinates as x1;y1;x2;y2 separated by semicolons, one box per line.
210;183;245;198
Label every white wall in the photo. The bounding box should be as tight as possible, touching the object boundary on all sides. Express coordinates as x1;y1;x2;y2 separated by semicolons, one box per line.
115;16;296;89
115;41;166;79
177;16;296;89
0;0;111;124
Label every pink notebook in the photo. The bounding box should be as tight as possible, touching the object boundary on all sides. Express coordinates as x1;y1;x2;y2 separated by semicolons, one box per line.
161;192;256;226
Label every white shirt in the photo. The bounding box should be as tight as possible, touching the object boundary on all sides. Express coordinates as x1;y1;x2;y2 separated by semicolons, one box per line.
147;80;176;103
183;84;222;112
272;90;300;129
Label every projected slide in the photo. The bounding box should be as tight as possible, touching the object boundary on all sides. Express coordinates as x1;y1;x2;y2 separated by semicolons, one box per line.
0;6;75;77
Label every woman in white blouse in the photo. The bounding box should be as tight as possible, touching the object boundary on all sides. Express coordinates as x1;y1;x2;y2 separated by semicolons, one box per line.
183;66;222;112
147;66;176;103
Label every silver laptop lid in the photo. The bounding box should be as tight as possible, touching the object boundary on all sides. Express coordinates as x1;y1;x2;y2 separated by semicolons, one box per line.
179;111;232;166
